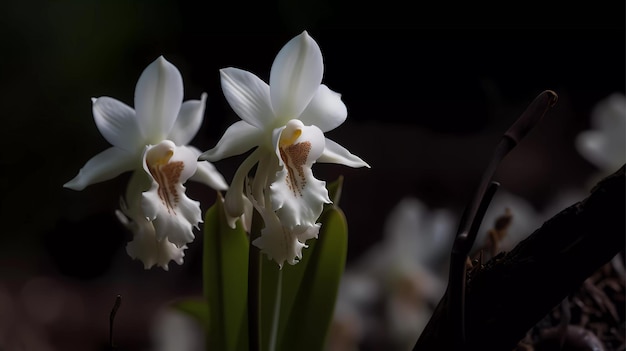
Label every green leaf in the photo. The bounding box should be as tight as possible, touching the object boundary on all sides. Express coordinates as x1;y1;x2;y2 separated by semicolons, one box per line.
170;297;210;331
258;204;349;351
203;195;249;351
278;206;348;351
257;176;346;351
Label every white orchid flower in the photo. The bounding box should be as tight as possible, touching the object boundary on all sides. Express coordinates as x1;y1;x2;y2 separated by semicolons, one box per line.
116;171;186;271
576;92;626;173
199;31;369;265
64;56;228;269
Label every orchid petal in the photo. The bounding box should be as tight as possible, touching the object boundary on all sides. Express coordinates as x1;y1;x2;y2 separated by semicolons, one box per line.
118;169;186;270
198;121;263;162
92;97;143;151
118;209;186;271
142;141;201;247
187;146;228;190
298;85;347;132
294;223;320;242
251;197;320;268
220;68;274;128
223;149;261;223
223;192;253;231
270;31;323;122
135;56;183;143
318;138;370;168
251;151;277;209
168;93;207;146
270;120;331;228
64;147;138;191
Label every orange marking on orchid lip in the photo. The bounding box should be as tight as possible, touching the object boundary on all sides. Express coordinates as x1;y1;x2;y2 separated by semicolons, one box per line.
279;141;311;197
149;160;184;214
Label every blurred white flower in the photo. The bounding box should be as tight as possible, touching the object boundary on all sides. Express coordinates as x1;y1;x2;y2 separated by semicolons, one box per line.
474;191;542;255
331;197;453;349
151;308;204;351
64;56;228;270
327;272;377;351
576;93;626;173
378;198;452;348
475;188;587;257
199;31;368;267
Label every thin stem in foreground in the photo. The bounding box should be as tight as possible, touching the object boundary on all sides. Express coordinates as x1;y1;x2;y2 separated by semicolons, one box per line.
268;269;283;351
109;294;121;350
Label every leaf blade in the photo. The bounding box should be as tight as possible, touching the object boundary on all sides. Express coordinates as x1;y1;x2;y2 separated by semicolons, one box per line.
279;206;349;351
203;196;250;351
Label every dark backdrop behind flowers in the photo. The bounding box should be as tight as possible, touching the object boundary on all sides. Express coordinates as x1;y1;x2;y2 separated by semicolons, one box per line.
0;0;623;350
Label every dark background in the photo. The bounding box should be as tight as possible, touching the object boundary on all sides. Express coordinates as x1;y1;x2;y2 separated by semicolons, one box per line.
0;0;623;349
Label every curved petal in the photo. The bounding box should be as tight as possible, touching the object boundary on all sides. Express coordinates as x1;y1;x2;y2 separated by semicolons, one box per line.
123;169;152;208
251;151;278;209
223;149;261;222
168;93;207;145
142;141;201;247
63;147;138;190
198;121;263;162
186;146;228;190
298;85;347;132
318;138;371;168
220;68;274;128
270;31;323;122
270;120;331;228
135;56;184;143
294;223;320;242
223;191;253;232
92;97;144;151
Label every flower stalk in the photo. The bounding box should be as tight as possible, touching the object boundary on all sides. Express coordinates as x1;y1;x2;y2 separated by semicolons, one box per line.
447;90;558;347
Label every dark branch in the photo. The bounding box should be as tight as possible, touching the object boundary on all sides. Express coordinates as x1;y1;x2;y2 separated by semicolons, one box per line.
414;165;625;351
447;90;558;345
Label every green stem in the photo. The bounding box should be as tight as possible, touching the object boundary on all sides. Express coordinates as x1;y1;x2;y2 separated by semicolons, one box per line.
269;269;283;351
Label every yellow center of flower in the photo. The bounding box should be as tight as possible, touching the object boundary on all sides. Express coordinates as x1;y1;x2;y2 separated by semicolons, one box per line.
279;128;302;147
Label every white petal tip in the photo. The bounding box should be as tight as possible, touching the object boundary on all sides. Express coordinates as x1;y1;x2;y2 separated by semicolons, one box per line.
152;55;175;74
197;152;209;161
91;97;97;103
197;150;216;162
63;180;84;191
